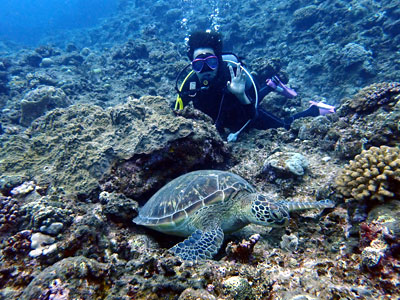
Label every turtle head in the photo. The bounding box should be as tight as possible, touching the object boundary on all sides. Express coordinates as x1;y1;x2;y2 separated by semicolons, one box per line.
247;194;290;227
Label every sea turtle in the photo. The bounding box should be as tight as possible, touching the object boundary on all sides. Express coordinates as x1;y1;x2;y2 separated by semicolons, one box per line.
133;170;334;260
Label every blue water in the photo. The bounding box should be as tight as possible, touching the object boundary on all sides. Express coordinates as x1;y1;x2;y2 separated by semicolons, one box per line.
0;0;117;46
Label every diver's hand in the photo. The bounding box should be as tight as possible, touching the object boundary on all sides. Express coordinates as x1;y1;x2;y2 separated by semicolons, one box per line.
227;65;246;97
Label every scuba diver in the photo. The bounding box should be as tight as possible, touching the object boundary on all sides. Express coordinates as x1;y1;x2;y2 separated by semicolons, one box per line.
175;31;335;142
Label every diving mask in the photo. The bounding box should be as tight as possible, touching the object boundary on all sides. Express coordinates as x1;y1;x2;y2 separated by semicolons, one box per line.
191;55;218;73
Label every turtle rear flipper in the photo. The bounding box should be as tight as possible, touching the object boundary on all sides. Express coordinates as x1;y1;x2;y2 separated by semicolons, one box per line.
170;227;224;260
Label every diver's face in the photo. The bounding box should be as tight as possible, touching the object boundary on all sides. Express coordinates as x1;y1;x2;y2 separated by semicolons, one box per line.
192;48;218;83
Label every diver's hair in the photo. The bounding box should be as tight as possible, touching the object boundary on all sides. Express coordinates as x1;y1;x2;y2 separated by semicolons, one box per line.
187;31;223;60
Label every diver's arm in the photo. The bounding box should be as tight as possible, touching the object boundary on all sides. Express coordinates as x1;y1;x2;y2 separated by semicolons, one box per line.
242;101;257;118
235;92;251;105
227;65;251;105
227;65;257;118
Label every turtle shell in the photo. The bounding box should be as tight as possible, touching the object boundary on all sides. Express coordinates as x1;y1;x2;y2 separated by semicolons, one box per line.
133;170;255;228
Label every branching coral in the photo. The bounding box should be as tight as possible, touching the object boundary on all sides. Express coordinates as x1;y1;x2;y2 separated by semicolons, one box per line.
336;146;400;202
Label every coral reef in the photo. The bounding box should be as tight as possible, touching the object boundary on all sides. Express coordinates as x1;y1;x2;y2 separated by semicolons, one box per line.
292;5;321;29
21;195;74;232
0;70;8;95
2;230;32;258
178;288;216;300
367;200;400;237
10;181;36;196
339;42;372;68
296;115;334;144
0;96;229;199
289;81;400;159
40;278;70;300
225;234;260;263
19;85;70;126
358;214;400;291
335;146;400;203
222;276;254;300
1;0;400;298
29;232;57;258
262;152;309;181
23;52;42;68
249;57;283;86
99;191;138;224
20;256;109;300
280;233;299;252
0;196;23;233
341;82;400;114
0;126;397;298
111;40;149;60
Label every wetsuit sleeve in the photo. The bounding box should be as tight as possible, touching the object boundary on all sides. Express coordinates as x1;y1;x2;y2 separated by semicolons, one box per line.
242;102;257;119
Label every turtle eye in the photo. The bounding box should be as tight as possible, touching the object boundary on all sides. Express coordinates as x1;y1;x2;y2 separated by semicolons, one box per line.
272;211;281;219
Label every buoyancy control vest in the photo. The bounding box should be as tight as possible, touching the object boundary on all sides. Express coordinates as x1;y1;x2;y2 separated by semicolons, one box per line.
174;53;259;142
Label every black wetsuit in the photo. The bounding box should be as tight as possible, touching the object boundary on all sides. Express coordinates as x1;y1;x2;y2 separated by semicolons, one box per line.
179;61;318;133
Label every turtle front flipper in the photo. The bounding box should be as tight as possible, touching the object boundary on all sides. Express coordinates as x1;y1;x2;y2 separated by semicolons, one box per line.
170;227;224;260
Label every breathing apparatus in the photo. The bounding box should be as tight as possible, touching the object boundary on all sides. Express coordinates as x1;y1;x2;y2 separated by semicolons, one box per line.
175;54;259;142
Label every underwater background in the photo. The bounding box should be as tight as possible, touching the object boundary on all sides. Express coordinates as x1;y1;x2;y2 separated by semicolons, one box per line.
0;0;399;299
0;0;117;45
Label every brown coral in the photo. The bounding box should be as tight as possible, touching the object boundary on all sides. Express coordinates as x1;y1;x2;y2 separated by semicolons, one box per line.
336;146;400;202
225;234;260;263
346;82;400;114
3;230;32;258
0;196;23;233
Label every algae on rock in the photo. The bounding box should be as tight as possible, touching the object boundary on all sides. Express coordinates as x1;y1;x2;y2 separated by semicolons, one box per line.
0;96;228;199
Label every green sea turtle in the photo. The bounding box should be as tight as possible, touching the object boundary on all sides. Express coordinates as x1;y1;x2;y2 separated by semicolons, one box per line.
133;170;334;260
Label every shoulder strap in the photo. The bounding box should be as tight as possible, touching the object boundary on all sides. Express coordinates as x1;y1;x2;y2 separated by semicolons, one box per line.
175;70;194;110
